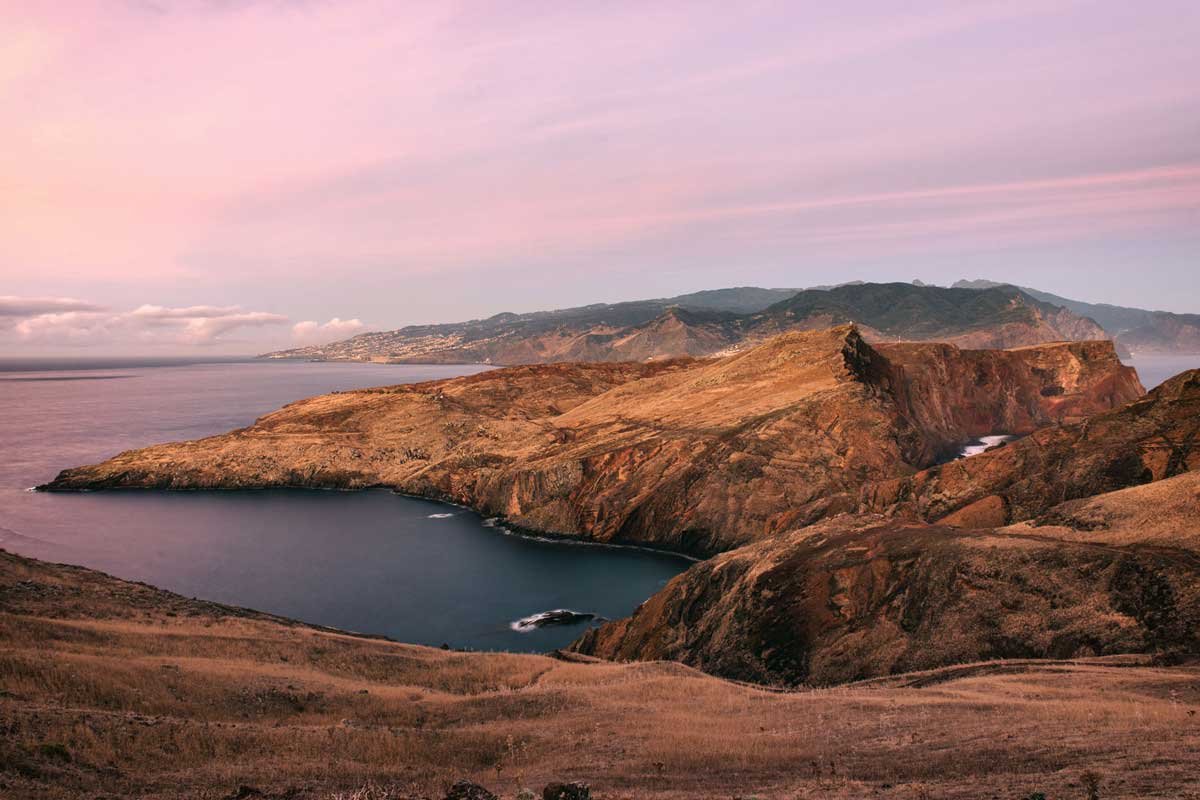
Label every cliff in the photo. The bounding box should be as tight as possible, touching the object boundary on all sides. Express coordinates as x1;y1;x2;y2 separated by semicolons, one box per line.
44;327;1141;556
858;368;1200;527
572;472;1200;685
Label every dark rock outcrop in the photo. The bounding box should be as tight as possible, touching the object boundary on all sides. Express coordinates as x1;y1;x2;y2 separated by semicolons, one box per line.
445;780;498;800
543;782;590;800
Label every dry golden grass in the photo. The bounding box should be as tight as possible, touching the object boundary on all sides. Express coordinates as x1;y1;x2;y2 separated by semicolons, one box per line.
3;551;1199;800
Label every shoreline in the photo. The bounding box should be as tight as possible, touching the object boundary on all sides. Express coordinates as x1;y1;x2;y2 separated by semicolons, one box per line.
36;481;705;563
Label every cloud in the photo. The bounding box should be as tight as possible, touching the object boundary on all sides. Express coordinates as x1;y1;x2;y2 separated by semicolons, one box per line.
10;311;112;343
292;317;366;345
1;297;290;348
0;295;104;317
127;304;290;343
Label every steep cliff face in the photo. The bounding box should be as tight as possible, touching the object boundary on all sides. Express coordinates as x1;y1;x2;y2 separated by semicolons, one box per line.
572;473;1200;685
873;339;1143;461
45;328;1142;557
858;368;1200;528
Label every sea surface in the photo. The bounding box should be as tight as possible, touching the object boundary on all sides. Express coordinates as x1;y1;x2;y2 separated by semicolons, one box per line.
1124;354;1200;390
0;358;690;652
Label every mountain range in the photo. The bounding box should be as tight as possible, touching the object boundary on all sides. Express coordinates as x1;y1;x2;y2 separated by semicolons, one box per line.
264;280;1188;364
953;279;1200;353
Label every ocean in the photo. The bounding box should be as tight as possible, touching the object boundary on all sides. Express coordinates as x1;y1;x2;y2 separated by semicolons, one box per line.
0;357;690;652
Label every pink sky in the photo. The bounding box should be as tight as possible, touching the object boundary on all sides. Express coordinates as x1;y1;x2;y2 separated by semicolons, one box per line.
2;0;1198;353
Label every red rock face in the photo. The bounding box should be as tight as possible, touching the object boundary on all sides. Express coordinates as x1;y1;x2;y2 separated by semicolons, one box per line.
872;339;1145;462
859;368;1200;528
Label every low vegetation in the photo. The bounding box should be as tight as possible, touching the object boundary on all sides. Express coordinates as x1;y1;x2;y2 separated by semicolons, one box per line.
3;550;1198;799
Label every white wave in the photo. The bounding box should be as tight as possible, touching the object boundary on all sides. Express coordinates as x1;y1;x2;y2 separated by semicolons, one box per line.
426;512;456;519
958;434;1016;459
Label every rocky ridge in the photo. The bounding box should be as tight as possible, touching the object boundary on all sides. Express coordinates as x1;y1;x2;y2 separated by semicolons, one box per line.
45;326;1140;556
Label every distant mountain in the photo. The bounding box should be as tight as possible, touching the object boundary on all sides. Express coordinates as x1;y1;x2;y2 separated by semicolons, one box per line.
264;296;758;365
747;283;1105;349
953;279;1200;354
652;286;800;313
263;282;1109;364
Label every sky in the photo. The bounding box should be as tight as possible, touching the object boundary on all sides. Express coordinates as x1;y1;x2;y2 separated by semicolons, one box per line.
2;0;1198;355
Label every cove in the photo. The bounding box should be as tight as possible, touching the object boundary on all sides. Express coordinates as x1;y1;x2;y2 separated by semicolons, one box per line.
0;358;689;652
7;488;690;652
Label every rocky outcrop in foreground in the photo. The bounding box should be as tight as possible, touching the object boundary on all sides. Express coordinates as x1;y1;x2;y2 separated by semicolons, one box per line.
44;327;1140;556
572;472;1200;685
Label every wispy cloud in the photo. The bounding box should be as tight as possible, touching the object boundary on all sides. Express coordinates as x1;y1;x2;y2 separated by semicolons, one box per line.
0;296;105;317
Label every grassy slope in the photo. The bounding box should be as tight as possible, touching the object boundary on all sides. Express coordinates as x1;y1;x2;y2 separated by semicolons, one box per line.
3;549;1199;800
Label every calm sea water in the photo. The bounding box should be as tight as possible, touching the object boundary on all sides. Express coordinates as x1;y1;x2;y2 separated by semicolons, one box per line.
1124;354;1200;390
0;358;690;652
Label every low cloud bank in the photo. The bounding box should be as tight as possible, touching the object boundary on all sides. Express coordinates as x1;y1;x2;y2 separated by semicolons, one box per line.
292;317;366;345
0;296;363;351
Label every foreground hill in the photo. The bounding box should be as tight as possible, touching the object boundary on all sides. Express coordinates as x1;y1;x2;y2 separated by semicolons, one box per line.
955;278;1200;354
45;327;1141;556
264;283;1108;365
3;547;1198;799
573;472;1200;685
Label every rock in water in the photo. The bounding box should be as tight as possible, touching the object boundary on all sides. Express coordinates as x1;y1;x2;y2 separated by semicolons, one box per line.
511;609;598;632
445;780;498;800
